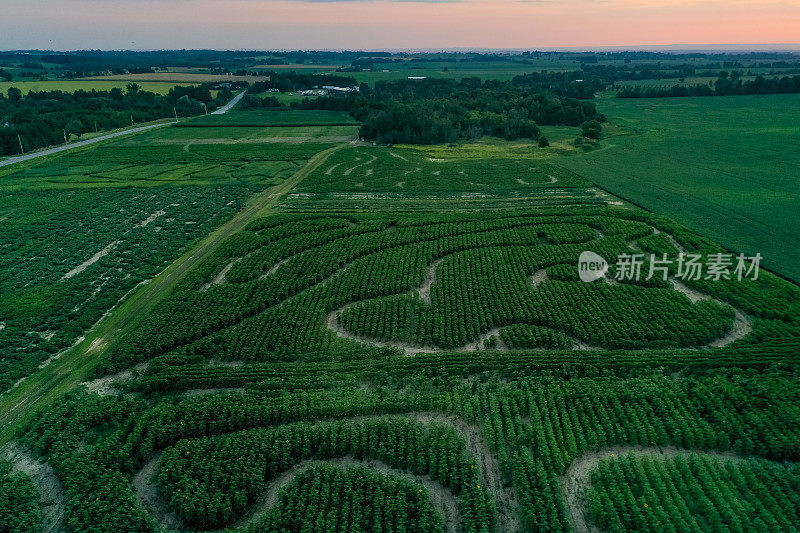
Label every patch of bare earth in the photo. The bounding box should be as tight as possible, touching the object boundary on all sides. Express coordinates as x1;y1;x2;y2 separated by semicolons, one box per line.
61;241;121;280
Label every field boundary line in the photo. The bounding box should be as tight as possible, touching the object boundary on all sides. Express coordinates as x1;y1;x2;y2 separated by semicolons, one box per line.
0;144;345;445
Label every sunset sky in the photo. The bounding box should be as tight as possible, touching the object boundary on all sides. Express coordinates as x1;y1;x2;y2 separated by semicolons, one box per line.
1;0;799;50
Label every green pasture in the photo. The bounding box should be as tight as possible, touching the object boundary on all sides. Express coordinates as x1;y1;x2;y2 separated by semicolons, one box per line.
558;92;800;283
0;80;191;95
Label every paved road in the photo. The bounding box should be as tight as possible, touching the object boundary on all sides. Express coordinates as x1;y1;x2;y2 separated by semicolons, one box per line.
0;122;174;169
210;91;245;114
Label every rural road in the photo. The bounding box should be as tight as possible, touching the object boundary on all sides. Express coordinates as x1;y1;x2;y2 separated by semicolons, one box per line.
0;91;243;169
0;122;174;169
210;90;244;114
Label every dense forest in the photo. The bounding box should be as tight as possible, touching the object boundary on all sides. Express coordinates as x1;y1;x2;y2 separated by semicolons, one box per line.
248;73;358;93
301;78;603;144
0;83;230;156
617;73;800;98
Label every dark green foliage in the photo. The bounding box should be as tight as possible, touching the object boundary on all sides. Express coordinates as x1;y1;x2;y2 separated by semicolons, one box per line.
18;364;800;532
587;454;800;532
581;120;602;139
249;464;444;533
617;73;800;98
0;84;230;156
181;109;357;128
0;461;42;533
303;78;602;144
157;417;491;530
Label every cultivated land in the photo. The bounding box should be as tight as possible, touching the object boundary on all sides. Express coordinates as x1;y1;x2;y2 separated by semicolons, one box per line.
0;80;190;95
559;93;800;283
1;95;799;533
82;73;270;84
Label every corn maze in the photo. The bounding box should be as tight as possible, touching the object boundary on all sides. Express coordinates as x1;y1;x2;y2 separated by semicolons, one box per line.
4;137;800;533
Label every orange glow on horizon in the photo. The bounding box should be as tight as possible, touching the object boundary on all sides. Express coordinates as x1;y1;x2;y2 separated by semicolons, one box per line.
0;0;798;50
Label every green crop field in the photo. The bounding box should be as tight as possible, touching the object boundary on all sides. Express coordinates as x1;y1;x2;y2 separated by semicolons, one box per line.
182;109;359;127
558;93;800;283
1;95;799;533
0;80;191;95
0;119;333;391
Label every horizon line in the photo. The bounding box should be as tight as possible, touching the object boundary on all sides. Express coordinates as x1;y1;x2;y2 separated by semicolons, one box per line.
3;43;800;54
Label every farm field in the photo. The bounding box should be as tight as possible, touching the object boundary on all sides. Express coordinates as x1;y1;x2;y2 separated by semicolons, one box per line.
123;109;360;145
182;109;358;127
0;80;189;95
558;93;800;283
82;72;270;83
0;114;336;392
1;104;799;533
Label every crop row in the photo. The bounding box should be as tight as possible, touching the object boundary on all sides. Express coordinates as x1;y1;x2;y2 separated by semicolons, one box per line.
587;454;800;532
158;417;492;530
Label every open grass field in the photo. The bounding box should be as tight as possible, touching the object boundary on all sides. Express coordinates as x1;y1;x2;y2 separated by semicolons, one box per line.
1;102;799;533
182;109;358;127
349;60;580;84
0;80;190;95
82;72;269;83
558;93;800;283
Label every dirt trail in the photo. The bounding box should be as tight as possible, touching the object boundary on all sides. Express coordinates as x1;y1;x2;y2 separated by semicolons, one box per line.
325;162;343;176
200;258;241;291
561;446;743;533
132;412;521;532
344;153;377;176
649;228;754;348
418;259;442;304
83;362;149;396
412;413;523;533
260;458;460;533
134;454;459;533
325;225;752;353
326;257;592;354
133;451;185;532
1;443;67;533
138;210;166;228
61;240;121;280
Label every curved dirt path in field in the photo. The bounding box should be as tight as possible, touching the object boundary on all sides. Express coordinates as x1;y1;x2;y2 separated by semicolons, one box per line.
560;446;747;533
1;443;67;533
133;412;522;533
253;458;460;533
325;223;760;355
343;153;377;176
135;454;459;533
648;228;754;348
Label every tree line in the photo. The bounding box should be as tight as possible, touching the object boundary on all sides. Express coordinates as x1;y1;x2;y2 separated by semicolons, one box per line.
0;83;233;156
300;78;604;144
617;73;800;98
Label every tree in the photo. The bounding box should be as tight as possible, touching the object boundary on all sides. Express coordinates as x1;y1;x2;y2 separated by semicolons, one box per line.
582;120;602;140
65;119;83;139
7;87;22;102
